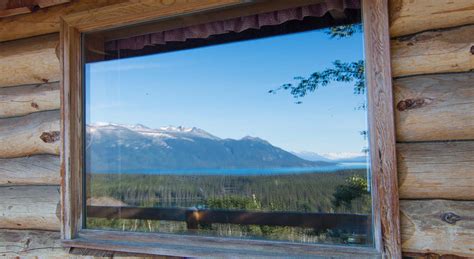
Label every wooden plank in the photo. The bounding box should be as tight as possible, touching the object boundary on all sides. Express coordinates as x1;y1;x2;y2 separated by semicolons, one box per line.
0;155;60;185
0;82;60;118
0;110;60;158
101;0;325;42
0;0;71;18
362;0;400;257
67;229;379;258
0;0;128;42
61;15;84;240
0;185;60;231
397;142;474;200
60;0;395;256
63;0;254;32
0;229;68;257
391;25;474;77
0;33;59;88
400;199;474;257
390;0;474;37
394;72;474;142
0;6;31;18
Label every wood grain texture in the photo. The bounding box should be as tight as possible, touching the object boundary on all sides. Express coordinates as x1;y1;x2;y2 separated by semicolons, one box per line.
61;17;83;240
397;142;474;200
0;0;71;18
394;73;474;142
102;0;325;42
0;33;60;88
389;0;474;37
400;200;474;257
63;0;253;32
0;0;128;42
60;0;256;244
0;82;60;118
391;25;474;77
363;0;400;257
67;229;378;258
60;0;395;256
0;110;60;158
0;185;60;231
0;229;68;257
0;155;60;185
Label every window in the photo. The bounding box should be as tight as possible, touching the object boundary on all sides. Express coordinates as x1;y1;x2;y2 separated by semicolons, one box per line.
61;0;400;257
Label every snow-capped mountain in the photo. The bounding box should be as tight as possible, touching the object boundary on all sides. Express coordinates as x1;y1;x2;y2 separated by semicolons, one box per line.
86;123;333;173
292;151;367;163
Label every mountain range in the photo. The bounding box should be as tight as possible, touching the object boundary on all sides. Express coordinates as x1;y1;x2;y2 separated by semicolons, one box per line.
86;123;334;173
291;151;368;163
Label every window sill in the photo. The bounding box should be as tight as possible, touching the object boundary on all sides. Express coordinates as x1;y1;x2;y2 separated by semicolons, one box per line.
62;229;380;258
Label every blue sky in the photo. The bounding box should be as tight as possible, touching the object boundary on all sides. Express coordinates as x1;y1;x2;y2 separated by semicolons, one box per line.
86;28;367;154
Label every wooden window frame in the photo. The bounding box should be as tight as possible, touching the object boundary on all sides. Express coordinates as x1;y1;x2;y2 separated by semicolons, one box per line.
60;0;400;257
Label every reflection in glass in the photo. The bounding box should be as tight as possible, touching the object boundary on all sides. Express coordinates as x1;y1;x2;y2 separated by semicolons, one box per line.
84;18;372;246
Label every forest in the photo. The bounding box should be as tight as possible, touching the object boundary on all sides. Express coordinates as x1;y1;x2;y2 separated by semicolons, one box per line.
86;168;372;246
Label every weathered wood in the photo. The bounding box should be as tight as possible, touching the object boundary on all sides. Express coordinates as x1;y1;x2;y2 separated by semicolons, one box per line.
0;185;60;231
0;82;60;118
391;25;474;77
0;110;60;158
0;0;129;42
0;229;68;257
0;34;59;88
403;254;468;259
61;13;84;240
400;200;474;257
67;229;379;258
60;0;397;256
390;0;474;37
394;72;474;142
0;155;60;185
362;0;400;257
397;142;474;200
0;0;71;18
63;0;254;32
101;0;326;42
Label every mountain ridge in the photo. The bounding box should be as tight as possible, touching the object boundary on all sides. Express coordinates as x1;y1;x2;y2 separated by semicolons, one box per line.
86;123;334;173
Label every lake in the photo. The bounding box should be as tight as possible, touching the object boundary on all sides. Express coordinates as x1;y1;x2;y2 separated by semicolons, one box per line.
93;162;368;176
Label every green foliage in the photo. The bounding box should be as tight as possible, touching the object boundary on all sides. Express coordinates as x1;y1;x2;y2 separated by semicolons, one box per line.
206;195;261;210
269;23;365;103
269;60;365;103
333;175;369;208
88;170;369;213
87;170;372;245
326;24;363;39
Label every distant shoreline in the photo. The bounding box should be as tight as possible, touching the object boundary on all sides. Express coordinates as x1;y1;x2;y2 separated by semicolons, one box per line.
90;163;368;176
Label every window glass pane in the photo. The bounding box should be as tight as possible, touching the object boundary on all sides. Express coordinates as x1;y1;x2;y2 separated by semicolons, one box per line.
84;10;372;247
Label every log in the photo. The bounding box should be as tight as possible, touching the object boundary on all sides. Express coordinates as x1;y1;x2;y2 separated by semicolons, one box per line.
0;82;60;118
400;199;474;257
0;155;60;185
0;0;71;18
0;185;60;231
0;0;129;42
0;229;68;257
0;110;60;158
394;73;474;142
390;0;474;37
391;25;474;77
0;34;59;88
397;142;474;200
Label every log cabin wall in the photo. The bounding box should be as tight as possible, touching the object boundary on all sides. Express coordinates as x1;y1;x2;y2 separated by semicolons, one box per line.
0;0;472;257
390;0;474;257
